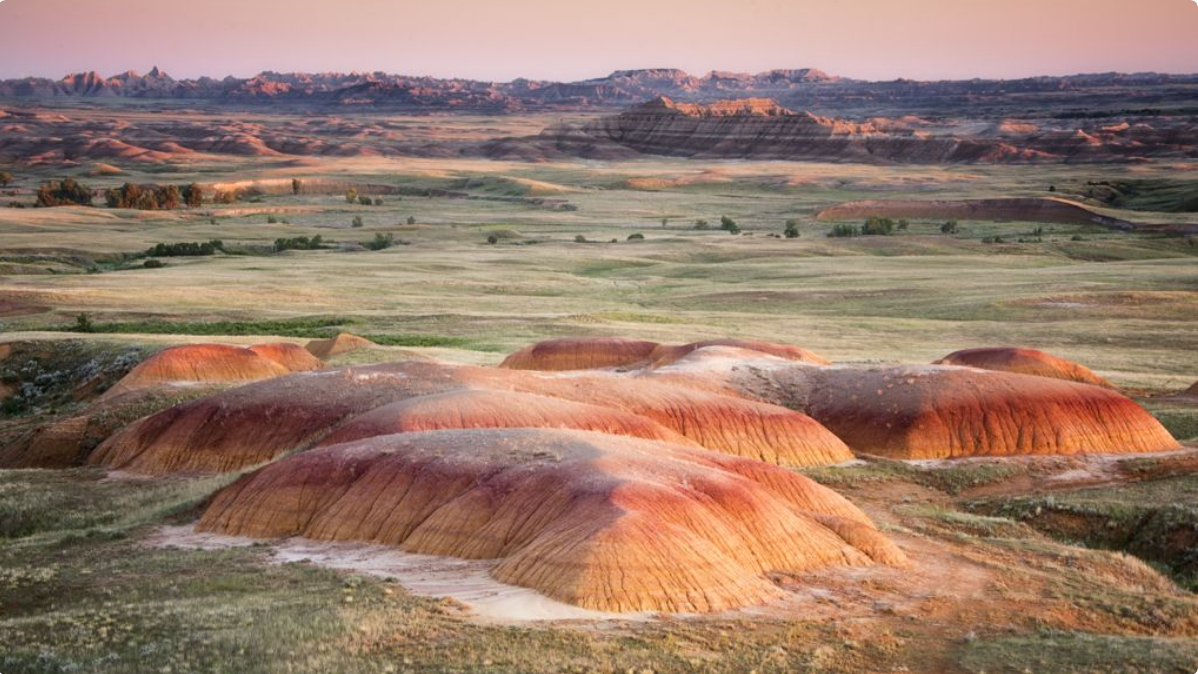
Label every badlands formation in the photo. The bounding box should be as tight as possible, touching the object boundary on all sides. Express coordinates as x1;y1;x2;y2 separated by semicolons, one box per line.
933;346;1116;389
21;335;1175;614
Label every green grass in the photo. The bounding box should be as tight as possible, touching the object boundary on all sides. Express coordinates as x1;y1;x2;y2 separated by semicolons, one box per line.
45;316;357;339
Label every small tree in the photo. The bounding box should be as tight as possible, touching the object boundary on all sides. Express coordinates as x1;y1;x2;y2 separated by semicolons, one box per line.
352;216;364;228
487;235;498;245
292;178;302;195
940;220;959;235
661;217;668;227
861;217;894;236
783;219;800;239
719;215;737;231
159;184;181;210
36;178;93;207
828;224;860;238
0;171;12;187
407;215;416;225
182;183;203;208
75;313;95;333
345;188;358;204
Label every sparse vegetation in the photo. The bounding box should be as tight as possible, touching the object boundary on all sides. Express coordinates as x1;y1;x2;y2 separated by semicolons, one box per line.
827;223;860;238
351;215;364;228
146;240;226;257
274;235;328;252
941;220;960;234
364;232;396;251
860;216;895;236
694;218;709;230
784;219;800;238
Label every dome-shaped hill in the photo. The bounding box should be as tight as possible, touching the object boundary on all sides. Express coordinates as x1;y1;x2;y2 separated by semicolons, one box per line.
649;339;830;368
90;361;853;474
792;366;1179;460
304;333;375;360
934;347;1114;389
248;343;324;372
197;428;905;613
316;389;693;447
101;343;312;399
499;337;661;371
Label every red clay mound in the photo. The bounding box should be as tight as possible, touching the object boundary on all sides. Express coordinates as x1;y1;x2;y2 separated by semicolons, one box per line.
102;343;312;399
499;337;661;371
90;362;467;474
90;360;853;474
248;343;325;372
198;428;905;613
934;347;1114;389
794;366;1179;459
649;339;830;367
304;333;376;360
514;374;854;467
317;389;692;447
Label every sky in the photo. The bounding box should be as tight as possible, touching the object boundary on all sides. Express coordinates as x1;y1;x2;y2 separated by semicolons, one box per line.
0;0;1196;82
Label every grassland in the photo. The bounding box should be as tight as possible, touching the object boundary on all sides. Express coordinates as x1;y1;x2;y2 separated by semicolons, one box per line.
2;108;1198;673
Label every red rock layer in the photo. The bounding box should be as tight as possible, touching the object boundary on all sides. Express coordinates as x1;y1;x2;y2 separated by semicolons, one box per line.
91;361;853;474
316;389;694;447
795;366;1180;459
934;347;1114;389
649;339;830;367
198;428;905;613
499;337;661;371
102;343;322;399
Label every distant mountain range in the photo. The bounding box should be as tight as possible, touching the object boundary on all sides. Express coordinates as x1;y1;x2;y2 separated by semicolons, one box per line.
3;67;1198;115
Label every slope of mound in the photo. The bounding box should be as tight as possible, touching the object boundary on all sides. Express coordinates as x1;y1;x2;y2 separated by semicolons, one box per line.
102;344;292;399
316;389;693;447
650;339;830;368
247;343;325;372
304;333;376;360
499;337;661;371
816;198;1133;230
934;347;1114;389
197;428;905;613
89;360;853;474
89;362;461;474
792;366;1179;459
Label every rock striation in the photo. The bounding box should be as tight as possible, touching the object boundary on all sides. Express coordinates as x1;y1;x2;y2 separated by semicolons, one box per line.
197;428;906;613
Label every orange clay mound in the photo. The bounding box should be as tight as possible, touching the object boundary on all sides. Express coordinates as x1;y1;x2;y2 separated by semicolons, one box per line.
934;347;1114;389
198;428;905;613
649;339;830;367
101;343;314;399
90;362;465;474
91;360;852;474
792;366;1180;459
304;333;376;360
317;389;693;447
247;343;325;372
499;337;660;371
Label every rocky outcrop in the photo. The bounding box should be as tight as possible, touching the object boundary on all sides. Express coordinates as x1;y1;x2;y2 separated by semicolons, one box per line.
817;198;1133;230
101;343;321;399
934;347;1115;389
197;428;905;613
499;337;661;371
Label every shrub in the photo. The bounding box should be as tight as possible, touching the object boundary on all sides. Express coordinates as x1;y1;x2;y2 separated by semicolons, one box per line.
574;235;587;243
1032;226;1045;237
358;195;373;206
75;313;95;333
783;219;800;238
291;178;302;195
898;219;909;231
352;216;364;228
364;233;395;251
373;197;383;206
147;240;225;257
345;188;358;204
1049;185;1056;192
274;235;327;252
407;215;416;225
861;217;895;236
1071;234;1085;241
828;224;860;238
941;220;960;234
143;259;166;269
182;183;203;208
982;235;1006;244
36;178;93;207
720;215;737;231
627;233;645;241
487;235;498;244
661;217;668;227
0;170;12;187
694;219;709;230
267;215;279;224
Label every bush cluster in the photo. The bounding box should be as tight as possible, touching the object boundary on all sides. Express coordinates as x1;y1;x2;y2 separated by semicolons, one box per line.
274;235;328;252
35;178;93;207
146;240;225;257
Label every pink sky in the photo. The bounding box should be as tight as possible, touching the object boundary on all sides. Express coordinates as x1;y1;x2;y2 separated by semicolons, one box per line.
0;0;1196;82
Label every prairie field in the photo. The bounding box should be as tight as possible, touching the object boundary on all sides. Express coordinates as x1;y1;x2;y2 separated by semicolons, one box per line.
2;108;1198;674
